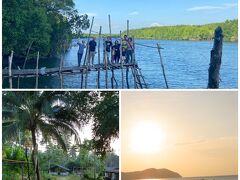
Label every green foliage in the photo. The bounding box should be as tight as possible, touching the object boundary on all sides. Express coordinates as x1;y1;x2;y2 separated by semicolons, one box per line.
3;145;26;161
3;91;119;178
92;92;119;156
126;19;238;42
3;0;90;57
2;145;31;179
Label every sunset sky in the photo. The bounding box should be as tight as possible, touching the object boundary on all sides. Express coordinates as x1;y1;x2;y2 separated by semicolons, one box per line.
121;91;238;177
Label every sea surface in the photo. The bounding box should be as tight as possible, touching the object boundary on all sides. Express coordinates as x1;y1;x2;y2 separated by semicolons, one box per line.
3;39;238;89
139;175;238;180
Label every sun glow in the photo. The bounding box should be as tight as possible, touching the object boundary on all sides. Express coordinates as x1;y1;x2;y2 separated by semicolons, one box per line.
130;121;165;154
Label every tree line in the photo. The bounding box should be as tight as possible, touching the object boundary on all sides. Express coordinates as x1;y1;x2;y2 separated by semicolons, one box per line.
126;19;238;42
3;0;90;58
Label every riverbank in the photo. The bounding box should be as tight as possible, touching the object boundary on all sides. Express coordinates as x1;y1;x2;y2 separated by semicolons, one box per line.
122;19;238;42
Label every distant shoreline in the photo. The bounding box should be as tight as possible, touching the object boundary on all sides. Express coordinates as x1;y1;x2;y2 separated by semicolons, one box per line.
80;19;237;43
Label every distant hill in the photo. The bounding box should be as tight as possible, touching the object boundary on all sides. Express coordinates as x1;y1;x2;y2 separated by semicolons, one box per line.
122;168;182;180
126;19;238;42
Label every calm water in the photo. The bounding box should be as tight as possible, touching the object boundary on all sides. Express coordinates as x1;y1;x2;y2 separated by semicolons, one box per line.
3;39;238;89
140;175;238;180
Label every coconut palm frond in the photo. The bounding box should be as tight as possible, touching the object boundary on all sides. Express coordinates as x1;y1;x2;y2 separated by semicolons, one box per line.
2;121;18;143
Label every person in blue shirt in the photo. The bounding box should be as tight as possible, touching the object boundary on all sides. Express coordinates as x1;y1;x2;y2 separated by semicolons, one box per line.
104;36;113;63
77;40;86;66
112;40;121;63
88;37;97;65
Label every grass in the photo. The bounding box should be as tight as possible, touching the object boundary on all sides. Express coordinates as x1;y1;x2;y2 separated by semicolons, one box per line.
42;174;81;180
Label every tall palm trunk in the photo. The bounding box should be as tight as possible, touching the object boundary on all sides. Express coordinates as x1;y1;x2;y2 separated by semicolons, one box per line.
31;128;41;180
25;147;31;180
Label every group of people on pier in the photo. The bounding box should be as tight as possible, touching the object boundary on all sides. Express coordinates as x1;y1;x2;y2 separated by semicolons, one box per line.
76;35;134;67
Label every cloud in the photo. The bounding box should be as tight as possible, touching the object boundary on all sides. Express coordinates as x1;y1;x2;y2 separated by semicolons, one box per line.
187;3;238;11
128;11;139;16
175;139;206;146
82;12;97;17
150;23;162;27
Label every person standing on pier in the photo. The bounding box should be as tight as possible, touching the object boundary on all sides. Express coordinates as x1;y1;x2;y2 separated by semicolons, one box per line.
112;40;121;63
126;37;134;64
77;40;86;66
88;37;97;66
105;36;113;63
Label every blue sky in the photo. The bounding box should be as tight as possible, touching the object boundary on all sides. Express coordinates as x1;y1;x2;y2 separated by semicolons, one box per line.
74;0;238;33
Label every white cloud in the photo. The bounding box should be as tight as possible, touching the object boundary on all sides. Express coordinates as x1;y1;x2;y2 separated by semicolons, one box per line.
81;12;97;17
150;22;162;27
128;11;139;16
187;3;238;11
224;3;238;8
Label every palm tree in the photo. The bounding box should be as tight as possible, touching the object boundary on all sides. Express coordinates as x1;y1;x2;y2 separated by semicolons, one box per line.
3;91;90;180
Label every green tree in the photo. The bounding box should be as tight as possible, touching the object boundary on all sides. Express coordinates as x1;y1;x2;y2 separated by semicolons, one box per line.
3;0;90;58
2;91;91;180
127;19;238;42
92;92;119;156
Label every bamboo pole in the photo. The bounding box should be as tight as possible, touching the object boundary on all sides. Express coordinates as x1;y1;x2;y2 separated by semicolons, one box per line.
59;54;64;89
85;17;95;89
126;67;130;89
17;66;20;88
108;14;114;89
157;43;169;89
110;65;114;90
108;15;112;38
23;41;33;69
127;20;129;37
35;51;39;89
8;50;13;89
120;31;124;89
208;26;223;89
104;40;108;89
97;26;102;89
131;37;138;88
81;16;94;89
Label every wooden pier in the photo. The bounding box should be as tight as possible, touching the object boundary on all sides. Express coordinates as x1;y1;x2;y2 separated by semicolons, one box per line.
3;15;169;89
3;63;139;78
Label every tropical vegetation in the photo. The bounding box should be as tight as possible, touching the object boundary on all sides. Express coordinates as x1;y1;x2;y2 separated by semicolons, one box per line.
2;91;119;180
3;0;90;58
126;19;238;42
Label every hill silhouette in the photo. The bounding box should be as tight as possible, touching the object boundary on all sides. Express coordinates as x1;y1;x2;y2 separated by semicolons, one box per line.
122;168;182;179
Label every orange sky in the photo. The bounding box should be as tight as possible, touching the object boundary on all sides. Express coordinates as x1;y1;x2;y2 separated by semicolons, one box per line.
121;91;238;177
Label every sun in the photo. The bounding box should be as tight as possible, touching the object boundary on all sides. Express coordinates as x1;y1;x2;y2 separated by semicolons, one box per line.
130;121;165;154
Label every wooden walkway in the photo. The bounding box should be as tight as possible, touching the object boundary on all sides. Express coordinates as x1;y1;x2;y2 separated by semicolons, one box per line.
2;63;138;78
3;16;170;89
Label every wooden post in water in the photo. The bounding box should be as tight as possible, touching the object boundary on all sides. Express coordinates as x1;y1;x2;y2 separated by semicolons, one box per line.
208;26;224;89
35;51;39;89
157;43;169;89
81;16;94;89
59;54;64;89
126;67;130;89
97;26;102;88
17;67;20;89
131;37;138;88
108;14;114;89
120;31;124;88
8;50;13;89
104;40;108;89
84;17;95;89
